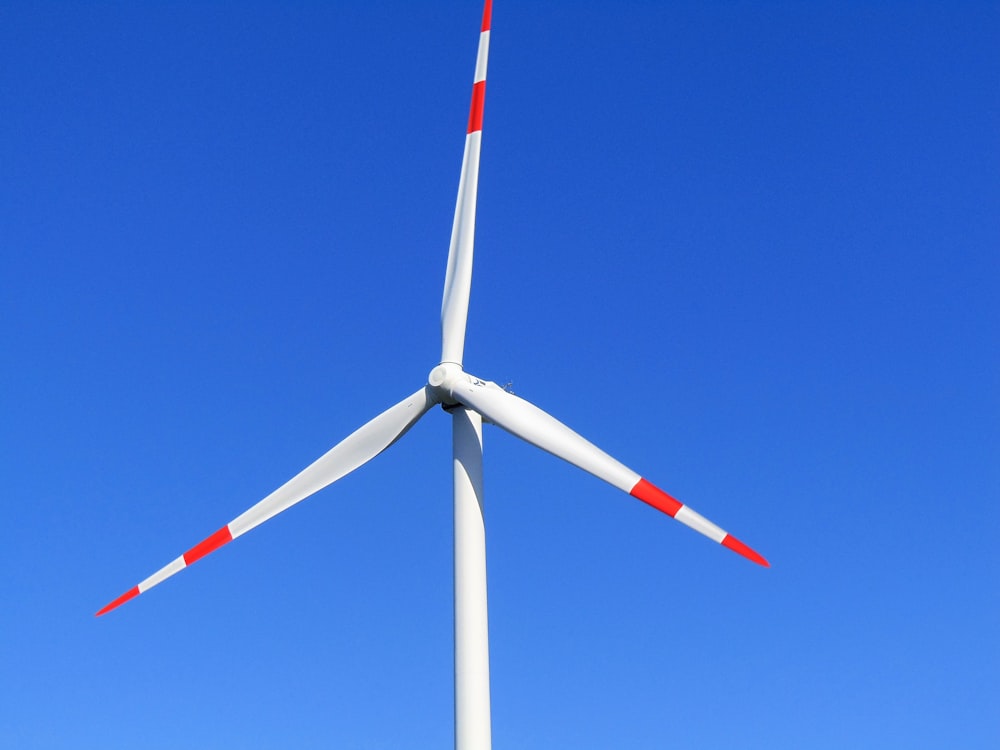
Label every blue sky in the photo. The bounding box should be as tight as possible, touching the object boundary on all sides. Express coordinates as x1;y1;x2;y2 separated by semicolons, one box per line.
2;1;997;747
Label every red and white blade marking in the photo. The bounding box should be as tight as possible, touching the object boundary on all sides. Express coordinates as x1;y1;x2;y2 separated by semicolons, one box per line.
96;387;436;616
630;478;769;566
440;0;492;366
96;526;234;616
444;372;768;567
467;1;490;133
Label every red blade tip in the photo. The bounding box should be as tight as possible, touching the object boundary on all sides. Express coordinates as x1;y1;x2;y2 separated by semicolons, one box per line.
721;534;770;567
481;0;492;32
95;586;140;617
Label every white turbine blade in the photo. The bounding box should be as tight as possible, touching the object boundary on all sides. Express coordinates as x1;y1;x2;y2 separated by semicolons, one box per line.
447;374;768;566
97;386;437;615
440;0;492;367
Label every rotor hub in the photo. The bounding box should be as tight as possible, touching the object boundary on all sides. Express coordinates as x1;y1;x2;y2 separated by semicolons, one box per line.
428;362;464;404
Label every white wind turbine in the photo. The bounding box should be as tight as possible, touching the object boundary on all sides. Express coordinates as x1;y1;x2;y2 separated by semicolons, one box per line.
98;2;768;747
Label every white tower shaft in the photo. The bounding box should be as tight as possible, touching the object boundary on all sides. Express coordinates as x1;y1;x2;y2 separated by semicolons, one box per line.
452;407;492;750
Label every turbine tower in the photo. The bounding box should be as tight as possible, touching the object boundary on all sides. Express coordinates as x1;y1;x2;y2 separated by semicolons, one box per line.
99;3;768;747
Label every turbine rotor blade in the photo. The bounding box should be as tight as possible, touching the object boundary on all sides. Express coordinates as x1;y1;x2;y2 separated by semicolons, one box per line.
97;386;438;616
440;0;492;367
442;371;768;566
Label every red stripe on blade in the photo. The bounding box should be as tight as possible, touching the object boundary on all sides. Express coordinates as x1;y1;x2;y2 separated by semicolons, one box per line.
481;0;492;32
721;534;770;567
96;586;140;616
468;81;486;133
183;526;233;566
629;478;682;518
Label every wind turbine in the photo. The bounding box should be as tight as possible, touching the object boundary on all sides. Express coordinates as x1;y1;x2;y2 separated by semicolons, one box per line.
98;2;768;747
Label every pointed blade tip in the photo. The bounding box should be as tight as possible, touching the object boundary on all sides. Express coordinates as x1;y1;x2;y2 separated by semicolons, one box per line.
722;534;769;567
481;0;492;32
95;586;140;617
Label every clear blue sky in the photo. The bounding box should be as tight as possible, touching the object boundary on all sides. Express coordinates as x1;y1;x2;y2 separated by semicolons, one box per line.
2;1;997;747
